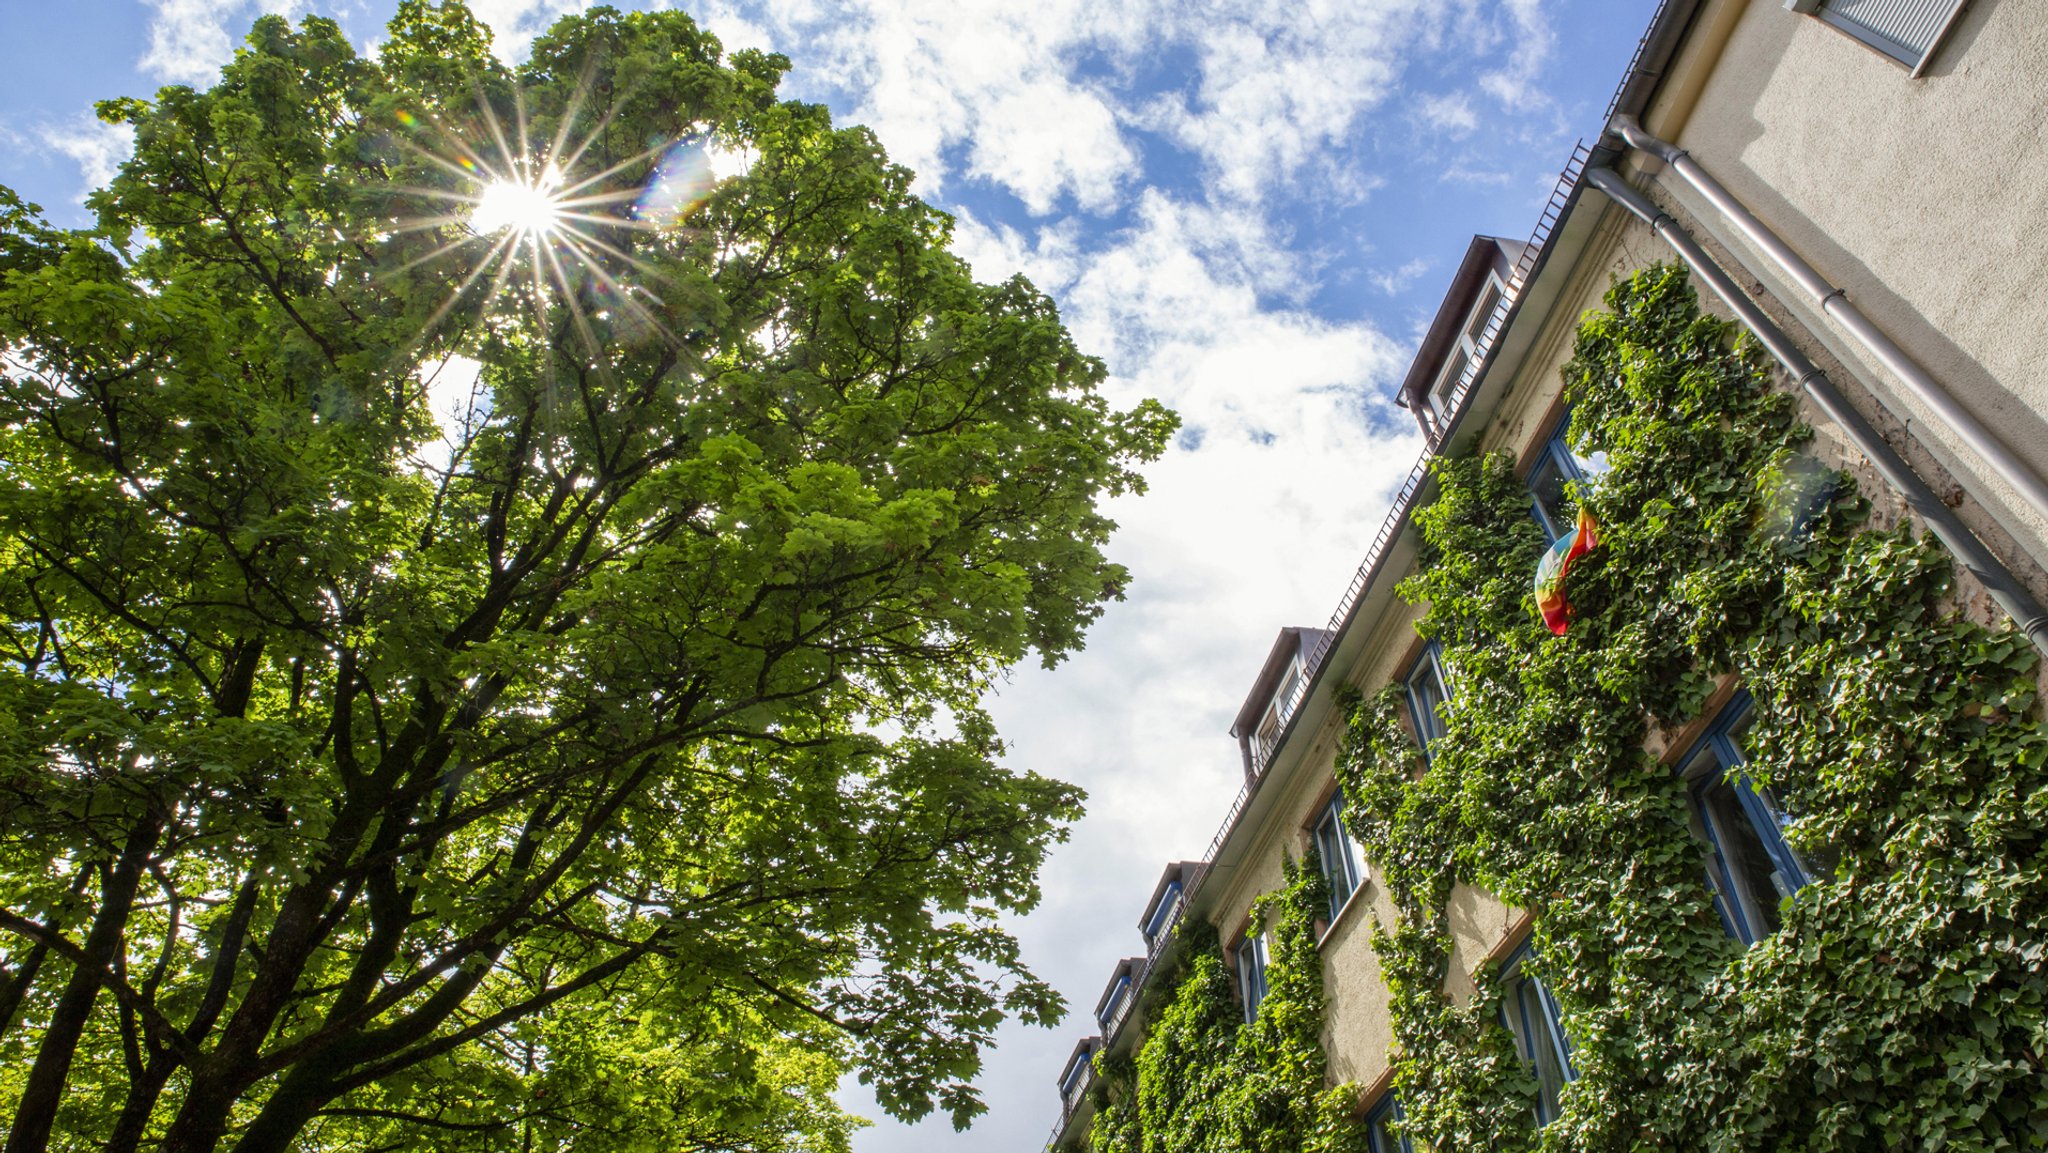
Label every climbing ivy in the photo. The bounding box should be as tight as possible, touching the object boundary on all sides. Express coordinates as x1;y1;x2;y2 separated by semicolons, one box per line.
1337;265;2048;1152
1082;855;1370;1153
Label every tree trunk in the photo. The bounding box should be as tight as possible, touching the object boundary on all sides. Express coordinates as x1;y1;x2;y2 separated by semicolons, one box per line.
101;1053;179;1153
3;813;161;1153
0;941;50;1039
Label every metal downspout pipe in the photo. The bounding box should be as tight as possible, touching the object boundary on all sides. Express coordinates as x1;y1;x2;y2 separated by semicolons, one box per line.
1583;166;2048;655
1608;113;2048;529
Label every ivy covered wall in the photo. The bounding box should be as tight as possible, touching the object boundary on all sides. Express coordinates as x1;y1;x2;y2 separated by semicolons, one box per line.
1082;856;1368;1153
1067;265;2046;1153
1338;265;2048;1151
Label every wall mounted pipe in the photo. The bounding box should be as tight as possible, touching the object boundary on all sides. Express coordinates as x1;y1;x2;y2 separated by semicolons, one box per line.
1609;113;2048;529
1585;166;2048;656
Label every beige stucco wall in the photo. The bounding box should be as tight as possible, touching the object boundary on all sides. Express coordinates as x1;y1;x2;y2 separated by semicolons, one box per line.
1656;0;2048;569
1442;882;1522;1008
1320;878;1399;1085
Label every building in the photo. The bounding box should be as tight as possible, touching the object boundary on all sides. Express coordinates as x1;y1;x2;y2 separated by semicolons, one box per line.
1047;0;2048;1148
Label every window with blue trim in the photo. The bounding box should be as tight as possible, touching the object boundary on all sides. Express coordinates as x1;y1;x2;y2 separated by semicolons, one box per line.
1499;944;1574;1126
1527;413;1609;542
1364;1092;1413;1153
1404;645;1450;754
1680;694;1815;946
1236;931;1270;1022
1143;880;1183;948
1313;792;1365;921
1058;1040;1097;1107
1096;973;1132;1031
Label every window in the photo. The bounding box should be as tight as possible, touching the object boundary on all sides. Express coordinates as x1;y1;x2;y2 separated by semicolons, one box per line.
1499;945;1574;1126
1790;0;1969;75
1314;793;1365;921
1255;662;1303;766
1236;931;1270;1022
1427;274;1507;419
1404;645;1450;754
1058;1041;1097;1109
1527;413;1608;542
1680;695;1815;946
1364;1093;1414;1153
1143;880;1183;948
1096;973;1132;1031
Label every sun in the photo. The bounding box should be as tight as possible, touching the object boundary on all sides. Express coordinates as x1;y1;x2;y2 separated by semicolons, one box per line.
471;170;564;237
385;91;725;360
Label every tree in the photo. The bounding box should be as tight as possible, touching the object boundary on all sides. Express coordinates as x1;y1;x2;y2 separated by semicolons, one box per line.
0;4;1174;1151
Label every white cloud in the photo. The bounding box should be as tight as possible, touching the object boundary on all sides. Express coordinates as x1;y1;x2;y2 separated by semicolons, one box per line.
1416;91;1479;137
1134;0;1430;206
139;0;306;85
463;0;590;62
1370;255;1433;296
34;116;135;197
706;0;1139;214
1479;0;1556;111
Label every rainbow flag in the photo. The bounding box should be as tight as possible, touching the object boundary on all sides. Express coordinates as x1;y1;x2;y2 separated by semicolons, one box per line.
1535;508;1598;635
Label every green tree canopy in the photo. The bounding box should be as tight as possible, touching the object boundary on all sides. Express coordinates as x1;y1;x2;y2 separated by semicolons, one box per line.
0;4;1173;1151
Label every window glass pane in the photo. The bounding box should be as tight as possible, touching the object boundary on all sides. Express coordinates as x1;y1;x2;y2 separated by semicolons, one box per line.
1699;774;1786;940
1256;704;1282;765
1365;1096;1410;1153
1316;801;1358;917
1407;651;1449;748
1433;348;1469;411
1239;936;1268;1021
1528;451;1572;541
1467;283;1503;342
1503;966;1570;1125
1683;698;1829;944
1527;981;1568;1121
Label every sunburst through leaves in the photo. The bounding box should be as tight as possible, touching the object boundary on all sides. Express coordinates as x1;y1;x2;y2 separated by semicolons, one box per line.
385;81;726;364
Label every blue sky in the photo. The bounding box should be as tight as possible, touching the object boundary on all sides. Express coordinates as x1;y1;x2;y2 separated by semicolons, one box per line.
0;0;1648;1147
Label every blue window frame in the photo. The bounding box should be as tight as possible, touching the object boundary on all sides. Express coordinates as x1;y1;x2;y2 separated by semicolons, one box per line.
1058;1041;1096;1102
1404;645;1450;755
1527;413;1609;542
1499;944;1574;1126
1314;792;1364;921
1143;880;1183;947
1680;694;1813;946
1096;974;1132;1031
1364;1093;1413;1153
1236;931;1270;1023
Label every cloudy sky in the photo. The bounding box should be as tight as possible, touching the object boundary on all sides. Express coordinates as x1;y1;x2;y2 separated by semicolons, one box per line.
0;0;1647;1146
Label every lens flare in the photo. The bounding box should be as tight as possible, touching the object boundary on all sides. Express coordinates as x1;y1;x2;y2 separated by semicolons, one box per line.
382;83;706;368
634;139;715;229
473;168;564;237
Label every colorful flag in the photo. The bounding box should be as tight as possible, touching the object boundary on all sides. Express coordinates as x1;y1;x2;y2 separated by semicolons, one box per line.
1534;508;1598;635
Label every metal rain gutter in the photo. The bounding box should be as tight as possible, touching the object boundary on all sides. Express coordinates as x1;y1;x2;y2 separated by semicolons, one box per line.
1609;112;2048;536
1584;166;2048;655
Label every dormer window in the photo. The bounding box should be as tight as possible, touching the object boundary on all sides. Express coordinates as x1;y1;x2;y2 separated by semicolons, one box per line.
1426;274;1506;421
1057;1038;1099;1113
1255;661;1302;766
1142;879;1184;948
1232;629;1326;778
1096;972;1133;1031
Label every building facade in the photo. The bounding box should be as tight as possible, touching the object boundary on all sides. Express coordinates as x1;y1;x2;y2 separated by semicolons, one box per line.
1047;1;2048;1148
